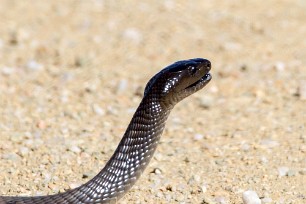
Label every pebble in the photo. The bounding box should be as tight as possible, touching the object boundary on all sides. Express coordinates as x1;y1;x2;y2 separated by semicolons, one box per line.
60;90;70;103
209;85;219;93
287;169;296;177
241;143;250;151
26;60;44;71
43;173;52;183
215;196;228;204
297;80;306;100
74;56;87;67
123;28;142;44
116;79;128;93
8;31;18;45
261;197;273;203
92;104;105;116
69;146;81;154
199;95;214;109
127;107;137;114
260;156;268;164
222;41;242;51
47;183;59;192
194;133;204;140
1;66;15;75
36;120;47;129
242;190;261;204
299;168;306;175
260;139;279;148
201;184;207;193
107;106;118;115
69;182;81;189
152;168;162;175
10;134;23;143
19;147;29;156
2;152;21;161
274;61;285;72
174;193;185;202
250;22;264;34
277;166;289;177
300;135;306;143
154;152;163;161
165;184;173;191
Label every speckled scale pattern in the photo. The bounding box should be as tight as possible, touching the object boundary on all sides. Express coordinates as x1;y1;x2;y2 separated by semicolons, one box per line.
0;87;172;204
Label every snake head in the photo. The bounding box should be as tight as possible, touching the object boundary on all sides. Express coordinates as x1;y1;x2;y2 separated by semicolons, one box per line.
144;58;211;106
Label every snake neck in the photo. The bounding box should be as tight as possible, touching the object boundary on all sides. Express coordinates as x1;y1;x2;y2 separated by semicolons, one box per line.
75;95;173;202
0;97;172;204
0;97;173;204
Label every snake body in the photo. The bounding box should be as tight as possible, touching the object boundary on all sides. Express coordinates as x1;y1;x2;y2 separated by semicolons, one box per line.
0;58;211;204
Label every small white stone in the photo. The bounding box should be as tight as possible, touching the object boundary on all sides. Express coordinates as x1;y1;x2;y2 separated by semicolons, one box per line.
242;190;261;204
260;139;279;148
277;166;289;177
26;60;44;71
201;184;207;193
92;104;105;116
241;143;250;151
199;95;214;109
215;196;228;204
223;41;242;51
274;61;285;72
154;152;163;161
116;79;128;93
43;173;52;183
153;168;162;175
69;146;81;153
69;182;81;189
261;197;273;203
123;28;142;43
60;89;70;103
19;147;29;156
107;106;118;115
260;156;268;163
194;133;204;140
1;66;15;75
209;85;219;93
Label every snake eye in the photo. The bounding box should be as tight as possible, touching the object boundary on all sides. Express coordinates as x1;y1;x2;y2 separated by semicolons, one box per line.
189;66;197;75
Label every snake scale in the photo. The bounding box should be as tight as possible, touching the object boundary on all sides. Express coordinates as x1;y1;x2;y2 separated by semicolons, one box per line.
0;58;212;204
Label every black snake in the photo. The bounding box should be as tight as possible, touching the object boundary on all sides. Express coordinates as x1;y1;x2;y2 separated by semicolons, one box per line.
0;58;212;204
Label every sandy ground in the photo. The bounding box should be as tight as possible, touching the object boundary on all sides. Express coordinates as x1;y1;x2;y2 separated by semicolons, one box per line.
0;1;305;203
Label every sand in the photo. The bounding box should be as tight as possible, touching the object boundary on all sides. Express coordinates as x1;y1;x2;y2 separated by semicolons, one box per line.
0;1;305;203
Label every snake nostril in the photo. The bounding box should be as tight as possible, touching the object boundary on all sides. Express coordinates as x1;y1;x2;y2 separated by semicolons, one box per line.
207;61;211;67
205;61;211;71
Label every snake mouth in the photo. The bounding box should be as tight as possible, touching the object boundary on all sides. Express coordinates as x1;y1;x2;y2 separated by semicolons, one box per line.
184;72;212;92
185;73;211;89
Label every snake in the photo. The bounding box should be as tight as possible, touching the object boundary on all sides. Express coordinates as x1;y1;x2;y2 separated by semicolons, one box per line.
0;58;212;204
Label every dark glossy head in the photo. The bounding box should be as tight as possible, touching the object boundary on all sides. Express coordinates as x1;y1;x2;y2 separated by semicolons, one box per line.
144;58;211;105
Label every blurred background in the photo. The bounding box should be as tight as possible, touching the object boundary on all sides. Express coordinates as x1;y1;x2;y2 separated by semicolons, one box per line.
0;1;305;203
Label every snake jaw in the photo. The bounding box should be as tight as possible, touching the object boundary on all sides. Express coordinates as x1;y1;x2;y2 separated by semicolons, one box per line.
184;72;211;91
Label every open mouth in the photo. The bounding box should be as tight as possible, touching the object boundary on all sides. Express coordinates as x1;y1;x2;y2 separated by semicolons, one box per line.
185;73;211;90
